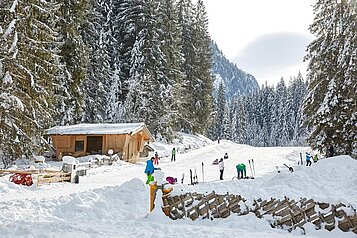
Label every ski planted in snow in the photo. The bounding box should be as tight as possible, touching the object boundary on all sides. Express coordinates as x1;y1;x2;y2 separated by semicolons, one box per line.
190;169;193;185
300;153;303;165
248;160;253;177
252;159;256;177
202;162;204;183
194;167;198;184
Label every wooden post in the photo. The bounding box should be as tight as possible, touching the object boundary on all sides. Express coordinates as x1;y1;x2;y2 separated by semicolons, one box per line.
149;182;157;212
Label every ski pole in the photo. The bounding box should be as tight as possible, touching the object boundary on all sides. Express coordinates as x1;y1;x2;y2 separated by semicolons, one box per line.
202;162;204;183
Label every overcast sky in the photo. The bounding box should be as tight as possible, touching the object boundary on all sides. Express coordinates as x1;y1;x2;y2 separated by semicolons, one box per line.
201;0;315;85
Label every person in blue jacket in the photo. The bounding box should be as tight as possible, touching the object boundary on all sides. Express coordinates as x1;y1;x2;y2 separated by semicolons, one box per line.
306;152;312;166
144;157;159;184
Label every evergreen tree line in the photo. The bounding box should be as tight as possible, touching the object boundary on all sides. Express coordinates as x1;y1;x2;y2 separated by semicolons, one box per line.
213;74;308;147
0;0;213;164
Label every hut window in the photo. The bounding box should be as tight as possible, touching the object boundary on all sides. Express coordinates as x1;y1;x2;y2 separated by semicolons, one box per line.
75;141;84;152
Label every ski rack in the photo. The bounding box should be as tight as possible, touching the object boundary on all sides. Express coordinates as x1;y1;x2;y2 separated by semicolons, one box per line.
161;192;357;235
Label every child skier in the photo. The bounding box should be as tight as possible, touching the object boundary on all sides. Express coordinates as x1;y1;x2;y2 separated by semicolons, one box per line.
224;152;228;160
144;157;159;184
154;152;160;165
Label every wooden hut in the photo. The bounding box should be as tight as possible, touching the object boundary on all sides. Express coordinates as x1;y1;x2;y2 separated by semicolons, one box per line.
46;123;154;163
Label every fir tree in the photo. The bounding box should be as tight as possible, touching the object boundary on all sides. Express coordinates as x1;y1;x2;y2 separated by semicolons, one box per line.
0;0;61;166
304;0;357;157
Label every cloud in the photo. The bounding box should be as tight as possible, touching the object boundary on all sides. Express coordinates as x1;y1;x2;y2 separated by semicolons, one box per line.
233;32;313;82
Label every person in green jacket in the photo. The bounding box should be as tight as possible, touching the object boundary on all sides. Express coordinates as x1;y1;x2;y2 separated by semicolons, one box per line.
236;163;246;179
171;147;176;162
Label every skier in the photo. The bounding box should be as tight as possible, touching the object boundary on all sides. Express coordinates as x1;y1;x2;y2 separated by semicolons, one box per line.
218;158;224;180
328;144;334;157
154;152;160;165
224;152;228;160
144;157;159;184
171;147;176;162
313;154;319;163
236;163;246;179
306;152;312;166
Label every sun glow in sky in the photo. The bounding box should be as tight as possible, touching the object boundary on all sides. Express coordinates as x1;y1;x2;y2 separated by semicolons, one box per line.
202;0;315;85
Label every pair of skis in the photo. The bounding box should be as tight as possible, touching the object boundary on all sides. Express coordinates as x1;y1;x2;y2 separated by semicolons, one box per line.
248;159;256;177
189;168;198;185
186;162;205;185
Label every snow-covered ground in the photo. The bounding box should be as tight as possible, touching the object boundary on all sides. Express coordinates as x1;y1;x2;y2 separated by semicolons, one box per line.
0;135;356;238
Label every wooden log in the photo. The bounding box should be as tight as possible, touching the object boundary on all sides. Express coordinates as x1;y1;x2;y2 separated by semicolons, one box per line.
317;202;330;210
338;217;352;232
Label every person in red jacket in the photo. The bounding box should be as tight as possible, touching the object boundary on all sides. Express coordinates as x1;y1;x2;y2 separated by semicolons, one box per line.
154;152;160;165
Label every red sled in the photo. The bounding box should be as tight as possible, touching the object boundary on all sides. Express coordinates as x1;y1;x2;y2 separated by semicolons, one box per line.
9;173;33;186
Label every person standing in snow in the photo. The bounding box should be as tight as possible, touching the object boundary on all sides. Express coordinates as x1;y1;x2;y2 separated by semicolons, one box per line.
306;152;312;166
154;152;160;165
313;154;319;163
218;158;224;180
328;144;334;157
144;157;159;184
236;163;246;179
224;152;228;160
171;147;176;162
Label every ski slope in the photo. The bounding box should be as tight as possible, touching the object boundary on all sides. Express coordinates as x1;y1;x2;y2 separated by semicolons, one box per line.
0;138;356;238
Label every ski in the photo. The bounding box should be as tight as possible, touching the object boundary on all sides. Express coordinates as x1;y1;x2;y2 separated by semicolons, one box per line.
232;176;254;180
190;169;193;185
300;153;303;165
194;167;198;184
283;163;294;172
248;160;253;177
252;159;256;177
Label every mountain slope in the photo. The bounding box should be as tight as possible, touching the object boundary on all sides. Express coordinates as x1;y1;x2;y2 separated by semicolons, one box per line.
211;41;259;100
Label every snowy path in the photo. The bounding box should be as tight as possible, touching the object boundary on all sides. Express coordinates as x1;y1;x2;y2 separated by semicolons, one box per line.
0;140;356;237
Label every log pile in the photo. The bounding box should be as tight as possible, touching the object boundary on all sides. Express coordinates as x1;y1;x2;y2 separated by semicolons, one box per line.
162;192;357;235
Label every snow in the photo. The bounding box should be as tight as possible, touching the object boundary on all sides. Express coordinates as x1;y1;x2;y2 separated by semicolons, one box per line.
4;19;16;38
0;135;356;237
46;122;147;135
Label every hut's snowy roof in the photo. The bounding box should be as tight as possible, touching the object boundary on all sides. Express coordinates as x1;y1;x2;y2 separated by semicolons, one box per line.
46;123;148;135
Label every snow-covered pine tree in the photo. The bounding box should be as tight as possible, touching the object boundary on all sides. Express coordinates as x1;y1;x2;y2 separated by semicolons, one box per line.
288;72;308;145
188;0;214;134
304;0;357;156
176;0;195;132
0;0;61;166
215;82;226;140
157;0;186;135
112;0;146;103
81;0;113;123
274;78;289;146
55;0;90;125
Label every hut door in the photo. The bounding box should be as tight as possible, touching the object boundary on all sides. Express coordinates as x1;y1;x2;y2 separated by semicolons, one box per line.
87;136;103;154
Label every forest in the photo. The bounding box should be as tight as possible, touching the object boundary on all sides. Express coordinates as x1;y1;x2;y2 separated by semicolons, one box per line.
0;0;356;164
